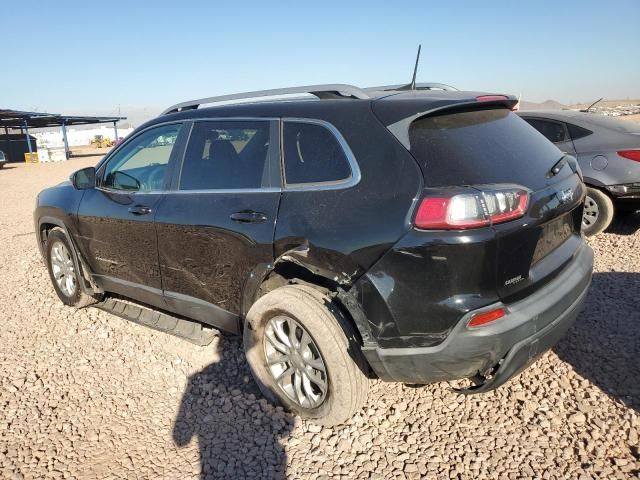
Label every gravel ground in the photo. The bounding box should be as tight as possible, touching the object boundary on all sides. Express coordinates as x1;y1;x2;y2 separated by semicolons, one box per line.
0;159;638;480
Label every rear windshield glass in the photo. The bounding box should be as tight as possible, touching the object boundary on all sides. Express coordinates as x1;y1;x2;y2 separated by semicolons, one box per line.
579;114;640;133
409;108;563;189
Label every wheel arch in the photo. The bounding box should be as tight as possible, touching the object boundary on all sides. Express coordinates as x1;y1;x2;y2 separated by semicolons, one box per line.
241;257;376;357
37;216;101;295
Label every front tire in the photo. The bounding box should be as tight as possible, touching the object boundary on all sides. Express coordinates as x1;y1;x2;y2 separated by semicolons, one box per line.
582;187;614;237
244;285;369;426
45;228;97;308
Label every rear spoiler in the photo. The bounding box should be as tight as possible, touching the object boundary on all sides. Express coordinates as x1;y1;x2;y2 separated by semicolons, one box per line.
375;94;519;149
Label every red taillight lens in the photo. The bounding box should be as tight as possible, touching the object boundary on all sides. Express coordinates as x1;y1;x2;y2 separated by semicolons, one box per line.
468;307;506;328
476;95;509;102
414;187;529;230
618;150;640;162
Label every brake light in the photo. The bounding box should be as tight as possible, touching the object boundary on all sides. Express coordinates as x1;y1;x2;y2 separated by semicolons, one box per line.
468;307;506;328
476;95;509;102
618;150;640;162
414;187;529;230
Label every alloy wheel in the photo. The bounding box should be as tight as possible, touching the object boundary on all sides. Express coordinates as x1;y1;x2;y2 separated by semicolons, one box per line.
50;241;77;297
582;195;599;228
263;315;328;409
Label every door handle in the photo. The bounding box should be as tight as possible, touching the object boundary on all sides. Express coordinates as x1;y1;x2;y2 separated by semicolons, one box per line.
128;205;152;215
230;210;267;224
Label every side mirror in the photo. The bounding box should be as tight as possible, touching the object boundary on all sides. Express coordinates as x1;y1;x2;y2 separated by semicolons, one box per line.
70;167;96;190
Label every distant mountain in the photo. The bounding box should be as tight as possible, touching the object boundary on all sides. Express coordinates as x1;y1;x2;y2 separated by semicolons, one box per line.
519;99;568;110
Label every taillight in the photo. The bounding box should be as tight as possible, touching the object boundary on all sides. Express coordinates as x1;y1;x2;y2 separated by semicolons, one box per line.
414;186;529;230
468;307;506;328
618;150;640;162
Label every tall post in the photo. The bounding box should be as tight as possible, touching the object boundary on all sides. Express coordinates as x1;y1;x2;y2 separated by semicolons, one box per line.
24;120;33;161
61;121;70;159
113;120;119;144
3;126;9;162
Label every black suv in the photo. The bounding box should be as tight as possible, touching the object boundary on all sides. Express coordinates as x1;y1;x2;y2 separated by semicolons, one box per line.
35;84;593;425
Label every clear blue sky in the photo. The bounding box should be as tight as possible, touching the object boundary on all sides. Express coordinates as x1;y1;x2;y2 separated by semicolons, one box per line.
2;0;639;124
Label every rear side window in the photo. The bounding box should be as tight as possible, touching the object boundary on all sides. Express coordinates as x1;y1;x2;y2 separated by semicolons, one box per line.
566;123;593;140
523;118;569;143
180;120;277;190
283;121;352;185
409;108;563;189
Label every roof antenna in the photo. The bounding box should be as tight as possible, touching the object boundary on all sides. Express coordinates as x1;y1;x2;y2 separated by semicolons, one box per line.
398;45;421;91
410;44;421;90
581;97;603;113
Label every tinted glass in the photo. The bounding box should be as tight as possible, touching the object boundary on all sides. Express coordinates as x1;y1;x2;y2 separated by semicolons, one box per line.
101;124;181;192
180;121;273;190
567;123;593;140
409;108;563;189
524;118;568;143
283;122;351;185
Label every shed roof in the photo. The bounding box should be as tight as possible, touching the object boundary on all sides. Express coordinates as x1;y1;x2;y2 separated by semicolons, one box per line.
0;109;126;129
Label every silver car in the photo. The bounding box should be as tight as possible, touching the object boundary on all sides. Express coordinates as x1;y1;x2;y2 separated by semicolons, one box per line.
519;110;640;235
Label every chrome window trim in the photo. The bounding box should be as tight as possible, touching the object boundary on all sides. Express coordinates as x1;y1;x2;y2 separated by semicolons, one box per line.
96;116;361;194
281;117;361;191
96;186;282;195
168;187;281;194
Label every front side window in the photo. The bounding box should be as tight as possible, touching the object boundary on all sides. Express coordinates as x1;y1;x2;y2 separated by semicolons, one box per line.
524;118;569;143
180;120;275;190
283;121;352;185
101;123;181;192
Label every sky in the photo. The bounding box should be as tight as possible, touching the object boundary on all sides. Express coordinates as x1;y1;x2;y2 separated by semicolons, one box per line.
2;0;639;126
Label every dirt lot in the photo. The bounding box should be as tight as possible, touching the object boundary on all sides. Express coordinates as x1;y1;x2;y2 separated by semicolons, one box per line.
0;158;638;479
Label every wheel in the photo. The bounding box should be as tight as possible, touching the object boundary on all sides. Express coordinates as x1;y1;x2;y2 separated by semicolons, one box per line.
582;187;614;237
45;228;98;307
244;284;369;426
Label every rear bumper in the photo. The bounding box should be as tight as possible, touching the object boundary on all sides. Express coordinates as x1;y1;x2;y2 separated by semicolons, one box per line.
606;183;640;199
362;242;593;389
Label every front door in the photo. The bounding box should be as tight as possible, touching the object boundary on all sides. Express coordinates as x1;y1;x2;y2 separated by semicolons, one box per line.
75;122;185;307
155;119;281;332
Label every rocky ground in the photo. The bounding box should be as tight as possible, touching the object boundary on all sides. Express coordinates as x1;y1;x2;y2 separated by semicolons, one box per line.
0;159;638;479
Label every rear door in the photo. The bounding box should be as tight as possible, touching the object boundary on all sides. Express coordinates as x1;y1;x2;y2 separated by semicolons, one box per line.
405;107;585;300
154;119;281;333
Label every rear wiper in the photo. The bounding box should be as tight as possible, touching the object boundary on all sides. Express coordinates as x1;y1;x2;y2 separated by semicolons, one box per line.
547;155;568;178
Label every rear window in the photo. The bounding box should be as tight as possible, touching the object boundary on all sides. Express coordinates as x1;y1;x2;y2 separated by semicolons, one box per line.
283;122;352;185
579;114;640;133
408;108;563;189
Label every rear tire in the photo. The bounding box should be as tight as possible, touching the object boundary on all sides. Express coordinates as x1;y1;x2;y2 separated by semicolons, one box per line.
45;228;98;308
582;187;614;237
243;285;369;426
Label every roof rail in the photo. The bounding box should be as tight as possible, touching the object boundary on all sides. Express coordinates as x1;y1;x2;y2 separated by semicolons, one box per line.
364;82;458;92
161;84;370;115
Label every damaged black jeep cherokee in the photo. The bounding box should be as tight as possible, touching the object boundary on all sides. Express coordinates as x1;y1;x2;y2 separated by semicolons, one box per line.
35;84;593;425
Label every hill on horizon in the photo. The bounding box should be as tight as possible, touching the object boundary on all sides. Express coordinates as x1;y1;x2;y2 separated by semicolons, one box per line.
520;99;568;110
